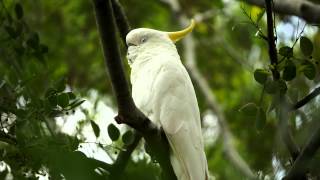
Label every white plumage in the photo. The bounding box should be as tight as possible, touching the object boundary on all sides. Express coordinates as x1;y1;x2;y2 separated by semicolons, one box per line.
126;21;208;180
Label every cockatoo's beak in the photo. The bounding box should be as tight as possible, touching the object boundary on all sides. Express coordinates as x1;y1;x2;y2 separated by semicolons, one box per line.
167;19;195;42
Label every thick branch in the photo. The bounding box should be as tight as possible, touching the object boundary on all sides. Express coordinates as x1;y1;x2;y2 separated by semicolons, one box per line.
91;0;175;179
109;0;143;176
292;86;320;110
244;0;320;24
284;125;320;180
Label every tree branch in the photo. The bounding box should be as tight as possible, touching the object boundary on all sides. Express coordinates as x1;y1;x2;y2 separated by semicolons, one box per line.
111;0;131;47
265;0;279;80
284;124;320;180
109;0;144;177
243;0;320;24
91;0;175;179
292;86;320;110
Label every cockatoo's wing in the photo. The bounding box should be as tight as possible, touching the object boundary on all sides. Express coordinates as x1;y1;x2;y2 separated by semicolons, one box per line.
151;59;208;180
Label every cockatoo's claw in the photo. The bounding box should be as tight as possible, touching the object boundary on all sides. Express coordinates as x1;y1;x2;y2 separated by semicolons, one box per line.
115;114;124;124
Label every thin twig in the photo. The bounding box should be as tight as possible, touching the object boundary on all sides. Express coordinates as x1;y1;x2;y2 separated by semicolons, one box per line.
284;124;320;180
292;86;320;110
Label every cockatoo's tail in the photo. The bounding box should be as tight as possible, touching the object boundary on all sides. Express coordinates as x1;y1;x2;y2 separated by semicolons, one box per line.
167;19;195;42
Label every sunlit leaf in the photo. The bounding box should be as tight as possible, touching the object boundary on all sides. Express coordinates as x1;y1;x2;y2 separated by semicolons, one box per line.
256;9;265;23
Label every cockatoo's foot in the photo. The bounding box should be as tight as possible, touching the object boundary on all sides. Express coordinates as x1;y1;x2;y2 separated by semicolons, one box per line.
115;114;125;124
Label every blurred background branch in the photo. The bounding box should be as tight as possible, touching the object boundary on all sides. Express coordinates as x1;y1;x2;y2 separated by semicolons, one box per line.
243;0;320;24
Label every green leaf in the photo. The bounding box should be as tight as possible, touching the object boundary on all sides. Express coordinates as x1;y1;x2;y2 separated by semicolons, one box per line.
56;78;66;92
67;92;76;100
15;3;23;20
265;80;278;94
48;95;57;106
239;103;258;117
277;79;287;94
268;96;279;113
108;124;120;141
300;36;313;57
255;107;266;131
57;93;69;108
68;100;85;109
122;130;134;145
254;69;269;84
90;120;100;138
256;9;265;23
39;44;49;54
45;88;57;98
26;32;40;49
301;61;316;80
14;46;25;56
283;61;296;81
279;46;293;58
4;26;17;38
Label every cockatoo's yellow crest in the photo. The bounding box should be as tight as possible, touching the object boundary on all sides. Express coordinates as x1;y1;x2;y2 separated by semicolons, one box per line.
167;19;195;42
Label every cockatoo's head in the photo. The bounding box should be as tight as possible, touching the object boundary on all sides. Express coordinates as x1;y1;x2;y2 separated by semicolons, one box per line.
126;20;195;65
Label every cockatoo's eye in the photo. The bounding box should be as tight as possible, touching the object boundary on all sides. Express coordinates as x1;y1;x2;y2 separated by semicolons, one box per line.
140;37;147;44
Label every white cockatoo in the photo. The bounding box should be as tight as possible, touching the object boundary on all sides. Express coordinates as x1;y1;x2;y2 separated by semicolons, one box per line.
126;20;208;180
